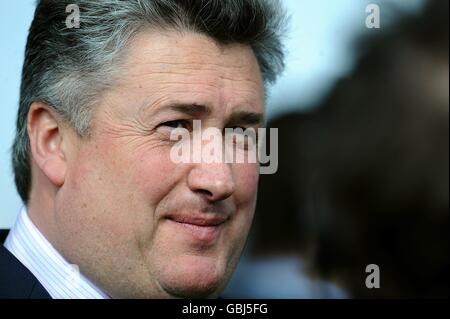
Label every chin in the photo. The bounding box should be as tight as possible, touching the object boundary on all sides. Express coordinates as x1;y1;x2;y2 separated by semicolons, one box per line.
156;255;229;298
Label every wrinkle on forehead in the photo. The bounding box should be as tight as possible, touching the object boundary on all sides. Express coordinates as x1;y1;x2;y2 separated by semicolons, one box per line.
122;28;255;67
119;29;263;88
106;29;265;123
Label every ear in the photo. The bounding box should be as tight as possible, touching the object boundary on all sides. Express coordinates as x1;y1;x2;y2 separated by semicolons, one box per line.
27;102;68;188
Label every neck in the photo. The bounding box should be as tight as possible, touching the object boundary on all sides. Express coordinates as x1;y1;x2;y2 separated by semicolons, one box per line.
27;183;58;251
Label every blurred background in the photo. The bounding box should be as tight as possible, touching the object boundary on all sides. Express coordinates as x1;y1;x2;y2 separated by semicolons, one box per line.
1;1;448;298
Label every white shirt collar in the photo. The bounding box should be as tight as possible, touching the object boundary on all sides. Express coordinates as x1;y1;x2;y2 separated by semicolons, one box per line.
4;207;110;299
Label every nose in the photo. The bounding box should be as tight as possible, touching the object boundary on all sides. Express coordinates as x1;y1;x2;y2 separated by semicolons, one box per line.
187;162;235;202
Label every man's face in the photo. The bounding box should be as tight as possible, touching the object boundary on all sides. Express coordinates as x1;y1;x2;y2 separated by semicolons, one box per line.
54;30;264;298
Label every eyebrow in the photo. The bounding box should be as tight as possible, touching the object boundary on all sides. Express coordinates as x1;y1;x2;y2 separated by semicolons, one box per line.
169;103;264;126
170;103;211;116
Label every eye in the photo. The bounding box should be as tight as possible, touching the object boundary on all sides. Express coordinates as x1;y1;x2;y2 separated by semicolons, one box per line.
160;120;191;130
225;127;258;151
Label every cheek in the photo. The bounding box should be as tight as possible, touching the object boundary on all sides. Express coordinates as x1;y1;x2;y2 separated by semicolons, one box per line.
64;140;176;235
57;141;179;270
225;163;259;244
80;135;177;205
131;145;179;204
234;162;260;208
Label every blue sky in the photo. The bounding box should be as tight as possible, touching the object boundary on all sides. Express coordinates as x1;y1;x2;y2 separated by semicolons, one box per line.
0;0;425;227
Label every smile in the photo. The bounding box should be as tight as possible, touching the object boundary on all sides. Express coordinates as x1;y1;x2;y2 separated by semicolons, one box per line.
165;214;228;244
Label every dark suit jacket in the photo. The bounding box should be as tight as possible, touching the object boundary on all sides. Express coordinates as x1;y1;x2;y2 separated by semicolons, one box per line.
0;229;51;299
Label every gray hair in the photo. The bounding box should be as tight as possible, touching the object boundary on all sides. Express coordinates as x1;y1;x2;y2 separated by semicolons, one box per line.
13;0;287;203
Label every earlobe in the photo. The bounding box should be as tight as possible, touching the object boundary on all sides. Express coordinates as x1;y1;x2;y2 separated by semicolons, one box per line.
27;102;67;188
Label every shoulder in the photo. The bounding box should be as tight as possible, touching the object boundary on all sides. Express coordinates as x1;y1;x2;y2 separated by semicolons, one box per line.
0;231;51;299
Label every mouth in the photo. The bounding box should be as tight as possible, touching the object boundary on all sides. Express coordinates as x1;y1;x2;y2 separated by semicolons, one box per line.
165;214;229;244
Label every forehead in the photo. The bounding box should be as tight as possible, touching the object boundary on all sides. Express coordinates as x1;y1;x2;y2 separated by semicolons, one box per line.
114;29;265;116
